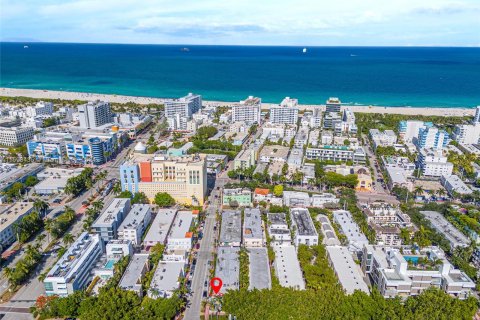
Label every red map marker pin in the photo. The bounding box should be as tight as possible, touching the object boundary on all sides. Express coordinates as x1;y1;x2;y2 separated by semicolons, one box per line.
210;277;223;294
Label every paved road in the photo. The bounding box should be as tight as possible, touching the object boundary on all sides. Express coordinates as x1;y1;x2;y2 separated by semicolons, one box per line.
0;126;149;302
184;171;230;320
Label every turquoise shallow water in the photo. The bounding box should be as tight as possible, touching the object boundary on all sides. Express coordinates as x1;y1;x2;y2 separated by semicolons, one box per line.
1;43;480;107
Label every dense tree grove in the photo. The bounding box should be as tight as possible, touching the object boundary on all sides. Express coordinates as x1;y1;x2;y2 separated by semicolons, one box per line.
222;243;478;320
64;168;94;196
154;192;176;207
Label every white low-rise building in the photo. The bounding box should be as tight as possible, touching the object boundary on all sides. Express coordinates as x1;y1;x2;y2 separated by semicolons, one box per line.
290;208;318;247
333;210;369;252
273;245;305;290
166;211;193;251
417;149;453;177
119;253;150;297
440;174;472;196
142;209;177;248
326;246;369;294
243;208;264;247
117;204;152;245
316;215;341;246
268;213;291;245
0;202;34;252
362;245;475;299
44;233;104;296
148;261;185;298
311;193;340;207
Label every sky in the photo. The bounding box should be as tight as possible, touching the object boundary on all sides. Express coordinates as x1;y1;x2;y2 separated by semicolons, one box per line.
1;0;480;46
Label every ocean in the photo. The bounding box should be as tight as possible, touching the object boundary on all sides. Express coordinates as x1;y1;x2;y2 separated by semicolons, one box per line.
1;42;480;107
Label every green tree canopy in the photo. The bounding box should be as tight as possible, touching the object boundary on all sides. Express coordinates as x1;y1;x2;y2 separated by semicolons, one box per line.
154;192;175;207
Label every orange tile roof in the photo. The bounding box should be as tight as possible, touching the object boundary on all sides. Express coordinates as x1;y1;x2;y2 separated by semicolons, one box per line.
192;210;200;215
254;188;270;196
185;232;193;238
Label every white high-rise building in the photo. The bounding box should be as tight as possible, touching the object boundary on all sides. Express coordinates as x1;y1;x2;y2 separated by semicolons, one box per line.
453;123;480;144
25;101;54;117
232;96;261;124
269;101;298;125
280;97;298;108
165;93;202;130
0;126;34;147
398;120;431;142
78;101;112;129
474;106;480;123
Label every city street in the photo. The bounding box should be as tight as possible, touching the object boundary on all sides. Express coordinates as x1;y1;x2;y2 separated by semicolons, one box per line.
184;170;230;320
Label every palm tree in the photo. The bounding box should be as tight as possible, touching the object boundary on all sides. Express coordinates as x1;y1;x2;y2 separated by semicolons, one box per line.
64;206;76;221
44;218;55;243
63;233;74;247
36;233;46;246
91;200;104;213
436;188;446;199
112;181;122;195
413;186;424;197
3;267;15;285
33;199;49;217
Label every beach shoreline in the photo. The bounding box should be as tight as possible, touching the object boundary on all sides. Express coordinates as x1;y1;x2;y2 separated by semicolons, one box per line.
0;87;475;117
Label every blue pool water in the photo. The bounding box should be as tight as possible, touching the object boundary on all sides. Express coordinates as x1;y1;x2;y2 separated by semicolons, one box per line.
104;260;115;269
404;256;419;263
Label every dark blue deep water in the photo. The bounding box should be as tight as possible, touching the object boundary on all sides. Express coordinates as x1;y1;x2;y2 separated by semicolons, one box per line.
1;42;479;107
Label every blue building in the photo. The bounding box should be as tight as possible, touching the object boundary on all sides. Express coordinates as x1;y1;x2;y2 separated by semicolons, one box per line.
417;127;450;150
27;139;65;163
120;162;140;193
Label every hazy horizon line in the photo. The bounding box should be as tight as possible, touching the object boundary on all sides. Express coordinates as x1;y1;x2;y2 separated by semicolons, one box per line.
2;40;479;49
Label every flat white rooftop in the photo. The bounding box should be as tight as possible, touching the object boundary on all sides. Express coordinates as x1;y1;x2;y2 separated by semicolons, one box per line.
169;210;192;239
216;246;240;293
149;261;184;297
118;204;150;231
420;211;470;248
119;253;149;292
143;209;177;245
219;210;242;245
333;210;369;251
326;246;369;294
243;208;263;241
248;248;271;290
273;245;305;290
93;198;130;227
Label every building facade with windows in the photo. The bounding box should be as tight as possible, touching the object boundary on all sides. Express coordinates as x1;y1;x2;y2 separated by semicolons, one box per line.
78;101;112;129
0;126;34;147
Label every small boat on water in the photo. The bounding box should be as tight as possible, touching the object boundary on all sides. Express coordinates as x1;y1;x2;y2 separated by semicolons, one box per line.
24;45;29;49
302;48;307;53
180;47;190;52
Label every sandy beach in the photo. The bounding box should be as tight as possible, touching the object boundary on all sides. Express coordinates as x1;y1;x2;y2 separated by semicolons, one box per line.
0;87;475;117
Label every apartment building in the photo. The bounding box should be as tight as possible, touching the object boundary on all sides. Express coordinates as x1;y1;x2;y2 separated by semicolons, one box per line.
0;126;34;147
219;210;242;247
398;120;432;142
25;101;54;117
269;103;298;125
441;174;473;196
416;149;453;177
420;211;470;250
119;253;150;297
117;204;152;245
0;202;34;252
78;101;112;129
370;129;398;148
273;245;305;290
120;154;207;205
417;127;450;150
243;208;264;247
362;245;475;299
325;97;341;113
290;208;318;247
92;198;131;242
27;133;66;163
306;145;366;163
142;209;177;248
326;246;369;294
222;188;252;207
44;233;104;296
165;93;202;130
453;123;480;144
165;210;194;252
149;261;185;298
233;149;256;170
232;96;261;124
268;213;291;245
333;210;369;252
316;215;341;246
362;203;415;246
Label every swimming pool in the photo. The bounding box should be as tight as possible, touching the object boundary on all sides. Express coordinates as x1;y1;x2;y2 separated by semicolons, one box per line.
104;260;115;269
404;256;419;264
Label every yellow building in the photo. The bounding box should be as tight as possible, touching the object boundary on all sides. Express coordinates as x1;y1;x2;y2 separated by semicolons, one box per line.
130;155;207;206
